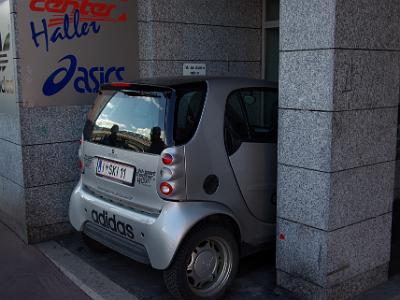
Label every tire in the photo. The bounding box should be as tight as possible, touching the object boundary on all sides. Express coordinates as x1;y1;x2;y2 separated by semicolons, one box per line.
81;233;110;253
163;224;239;300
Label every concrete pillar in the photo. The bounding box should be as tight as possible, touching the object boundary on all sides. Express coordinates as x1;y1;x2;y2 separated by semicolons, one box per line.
277;0;400;299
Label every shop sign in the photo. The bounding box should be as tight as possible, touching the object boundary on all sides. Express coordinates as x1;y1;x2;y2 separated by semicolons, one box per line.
0;0;17;114
15;0;139;107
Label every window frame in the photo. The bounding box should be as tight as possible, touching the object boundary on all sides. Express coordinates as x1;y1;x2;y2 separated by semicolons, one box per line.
262;0;280;81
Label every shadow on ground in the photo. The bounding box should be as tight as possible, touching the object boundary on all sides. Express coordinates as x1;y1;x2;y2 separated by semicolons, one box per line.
56;234;293;300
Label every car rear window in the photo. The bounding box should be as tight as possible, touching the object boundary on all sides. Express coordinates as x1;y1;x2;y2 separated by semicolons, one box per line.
84;82;207;153
84;90;169;155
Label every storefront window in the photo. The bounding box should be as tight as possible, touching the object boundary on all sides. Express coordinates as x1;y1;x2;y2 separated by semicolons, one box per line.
397;108;400;160
263;0;280;82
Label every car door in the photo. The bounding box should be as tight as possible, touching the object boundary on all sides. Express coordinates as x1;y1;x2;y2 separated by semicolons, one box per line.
224;87;278;223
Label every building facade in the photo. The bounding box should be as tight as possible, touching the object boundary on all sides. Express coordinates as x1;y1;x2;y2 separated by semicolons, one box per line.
0;0;399;299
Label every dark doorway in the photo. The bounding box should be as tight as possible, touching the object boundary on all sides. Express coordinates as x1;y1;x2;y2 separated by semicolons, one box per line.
389;108;400;277
390;193;400;276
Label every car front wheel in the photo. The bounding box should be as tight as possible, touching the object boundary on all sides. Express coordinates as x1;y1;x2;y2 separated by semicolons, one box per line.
163;224;239;300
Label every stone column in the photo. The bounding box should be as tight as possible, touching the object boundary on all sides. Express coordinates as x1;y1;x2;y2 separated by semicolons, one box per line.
276;0;400;299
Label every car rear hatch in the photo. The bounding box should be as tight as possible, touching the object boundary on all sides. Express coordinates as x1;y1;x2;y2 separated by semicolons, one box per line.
81;84;175;215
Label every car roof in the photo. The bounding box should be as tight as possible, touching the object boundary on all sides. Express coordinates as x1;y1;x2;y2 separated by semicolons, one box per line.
130;76;278;88
102;77;278;96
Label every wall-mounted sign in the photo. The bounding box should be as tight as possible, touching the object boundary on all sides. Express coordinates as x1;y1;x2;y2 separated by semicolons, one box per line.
15;0;139;107
183;63;207;76
0;0;17;114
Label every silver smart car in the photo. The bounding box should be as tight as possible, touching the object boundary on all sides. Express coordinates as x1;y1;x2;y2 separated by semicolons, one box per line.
69;77;278;300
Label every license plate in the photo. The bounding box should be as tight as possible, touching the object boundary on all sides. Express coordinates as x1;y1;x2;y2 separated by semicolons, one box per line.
96;158;136;186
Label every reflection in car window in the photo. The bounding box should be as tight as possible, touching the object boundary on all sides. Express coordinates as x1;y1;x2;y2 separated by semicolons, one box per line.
86;91;168;155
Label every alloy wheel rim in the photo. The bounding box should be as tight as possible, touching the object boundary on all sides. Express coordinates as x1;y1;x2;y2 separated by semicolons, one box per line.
186;236;233;296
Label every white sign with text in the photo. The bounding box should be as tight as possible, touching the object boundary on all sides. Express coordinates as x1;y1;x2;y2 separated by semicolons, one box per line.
183;63;207;76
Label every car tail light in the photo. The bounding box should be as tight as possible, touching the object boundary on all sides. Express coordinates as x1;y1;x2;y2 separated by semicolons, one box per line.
159;150;180;199
78;135;84;173
111;82;131;88
160;182;173;196
162;153;174;165
160;167;173;181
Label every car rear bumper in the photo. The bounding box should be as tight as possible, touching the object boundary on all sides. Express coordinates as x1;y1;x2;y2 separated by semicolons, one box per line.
83;221;150;264
69;180;239;270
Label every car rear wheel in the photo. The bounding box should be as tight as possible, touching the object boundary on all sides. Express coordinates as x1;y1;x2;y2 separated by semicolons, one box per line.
163;225;239;300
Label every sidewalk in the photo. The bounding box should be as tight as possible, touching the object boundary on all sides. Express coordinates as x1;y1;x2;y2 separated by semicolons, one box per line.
41;232;291;300
0;222;90;300
1;218;400;300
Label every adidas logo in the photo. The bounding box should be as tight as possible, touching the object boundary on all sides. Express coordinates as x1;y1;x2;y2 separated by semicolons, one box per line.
0;32;10;72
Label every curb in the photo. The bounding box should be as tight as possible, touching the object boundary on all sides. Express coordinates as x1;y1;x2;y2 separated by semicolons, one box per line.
37;241;139;300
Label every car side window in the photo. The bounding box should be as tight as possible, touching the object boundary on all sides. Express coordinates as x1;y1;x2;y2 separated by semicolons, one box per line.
241;89;278;143
173;83;207;145
224;88;278;156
